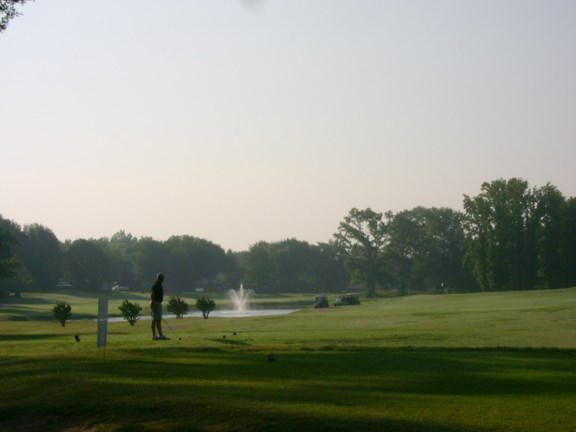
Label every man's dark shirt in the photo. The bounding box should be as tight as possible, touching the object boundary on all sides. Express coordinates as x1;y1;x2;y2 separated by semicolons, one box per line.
151;280;164;303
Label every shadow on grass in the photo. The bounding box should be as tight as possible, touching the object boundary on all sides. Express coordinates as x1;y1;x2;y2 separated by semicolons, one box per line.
207;337;253;347
0;413;480;432
1;348;576;432
0;333;59;341
1;297;52;305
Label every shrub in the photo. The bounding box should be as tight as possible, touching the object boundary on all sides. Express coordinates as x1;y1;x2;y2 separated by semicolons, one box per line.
166;296;189;319
118;299;142;326
53;301;72;327
195;297;216;319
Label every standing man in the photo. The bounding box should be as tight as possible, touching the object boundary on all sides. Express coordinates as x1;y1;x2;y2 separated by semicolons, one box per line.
150;273;169;340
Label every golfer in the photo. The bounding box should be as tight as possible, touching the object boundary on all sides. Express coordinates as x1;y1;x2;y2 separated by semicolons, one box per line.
150;273;169;340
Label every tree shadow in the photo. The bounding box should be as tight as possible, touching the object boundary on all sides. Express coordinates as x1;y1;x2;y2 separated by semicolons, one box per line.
0;334;58;342
207;337;253;347
2;348;576;432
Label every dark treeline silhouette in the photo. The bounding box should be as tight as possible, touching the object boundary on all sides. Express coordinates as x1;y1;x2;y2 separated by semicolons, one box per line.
1;178;575;296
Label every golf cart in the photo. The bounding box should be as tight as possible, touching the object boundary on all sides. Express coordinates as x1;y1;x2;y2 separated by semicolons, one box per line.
314;295;329;309
334;293;360;306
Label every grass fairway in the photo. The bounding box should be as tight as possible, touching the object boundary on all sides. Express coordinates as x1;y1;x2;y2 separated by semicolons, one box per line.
1;289;576;431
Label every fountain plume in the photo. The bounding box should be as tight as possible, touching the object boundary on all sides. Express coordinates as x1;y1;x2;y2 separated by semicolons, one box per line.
227;284;253;312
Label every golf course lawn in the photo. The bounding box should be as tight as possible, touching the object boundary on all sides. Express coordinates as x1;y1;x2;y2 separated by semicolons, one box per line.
1;288;575;431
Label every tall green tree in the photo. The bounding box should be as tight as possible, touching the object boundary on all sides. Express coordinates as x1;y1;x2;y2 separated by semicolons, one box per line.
64;239;109;291
0;225;19;283
214;249;243;290
0;217;32;294
18;224;63;290
334;208;388;297
314;241;350;293
243;241;276;291
163;236;228;291
423;207;477;292
271;239;317;292
387;207;475;294
464;178;538;291
131;237;166;291
560;197;576;287
102;230;138;288
386;209;422;294
533;184;565;289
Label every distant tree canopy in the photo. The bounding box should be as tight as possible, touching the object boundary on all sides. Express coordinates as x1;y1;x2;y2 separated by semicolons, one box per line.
333;206;476;296
19;224;62;290
385;207;474;294
64;239;109;291
0;226;19;281
1;178;575;295
164;236;229;290
244;238;349;293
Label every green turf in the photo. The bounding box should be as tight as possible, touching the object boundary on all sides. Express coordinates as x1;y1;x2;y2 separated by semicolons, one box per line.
1;288;575;431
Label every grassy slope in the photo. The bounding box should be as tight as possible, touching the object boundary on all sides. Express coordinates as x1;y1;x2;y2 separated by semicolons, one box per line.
1;288;575;432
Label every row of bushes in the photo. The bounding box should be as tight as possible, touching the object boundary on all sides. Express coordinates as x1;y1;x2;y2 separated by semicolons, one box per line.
53;296;216;327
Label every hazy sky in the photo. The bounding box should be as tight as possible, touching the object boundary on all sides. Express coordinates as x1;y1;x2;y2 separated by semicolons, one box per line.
2;1;575;251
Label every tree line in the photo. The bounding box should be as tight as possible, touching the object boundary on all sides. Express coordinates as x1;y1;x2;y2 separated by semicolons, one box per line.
1;178;575;297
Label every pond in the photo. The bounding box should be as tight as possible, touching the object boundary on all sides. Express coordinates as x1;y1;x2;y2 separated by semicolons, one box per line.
104;308;299;322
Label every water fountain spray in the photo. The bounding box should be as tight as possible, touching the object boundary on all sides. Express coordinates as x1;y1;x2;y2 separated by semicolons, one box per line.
227;284;253;312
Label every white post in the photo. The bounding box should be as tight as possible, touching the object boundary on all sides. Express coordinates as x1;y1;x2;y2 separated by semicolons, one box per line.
97;298;108;349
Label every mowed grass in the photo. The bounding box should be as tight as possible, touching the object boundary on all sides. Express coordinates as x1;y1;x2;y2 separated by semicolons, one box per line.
1;289;576;432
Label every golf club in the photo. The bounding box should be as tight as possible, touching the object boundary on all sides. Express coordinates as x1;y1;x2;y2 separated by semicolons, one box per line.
162;318;181;340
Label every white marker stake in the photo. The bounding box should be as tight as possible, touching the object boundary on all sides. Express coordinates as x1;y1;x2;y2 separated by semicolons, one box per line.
97;298;108;349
